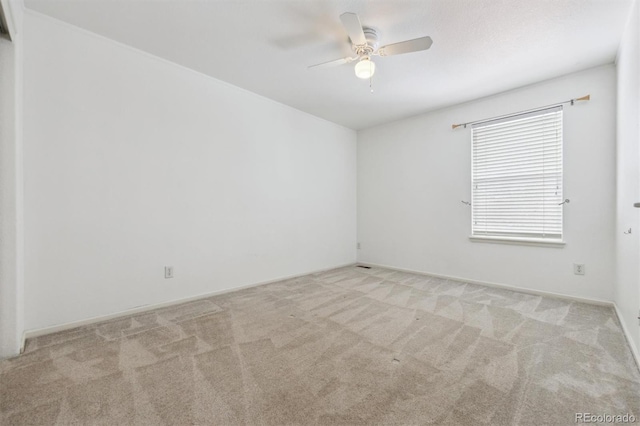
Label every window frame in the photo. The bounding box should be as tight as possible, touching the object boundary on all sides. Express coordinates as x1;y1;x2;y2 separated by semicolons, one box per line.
469;107;565;247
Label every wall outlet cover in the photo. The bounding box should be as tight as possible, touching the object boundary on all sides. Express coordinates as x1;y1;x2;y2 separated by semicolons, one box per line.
164;266;174;279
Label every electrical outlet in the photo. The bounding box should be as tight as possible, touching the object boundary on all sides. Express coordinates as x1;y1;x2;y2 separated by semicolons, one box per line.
357;242;361;249
573;264;585;275
164;266;174;279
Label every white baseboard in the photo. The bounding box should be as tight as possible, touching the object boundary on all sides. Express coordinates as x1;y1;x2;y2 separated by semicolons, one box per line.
357;262;614;307
23;262;356;341
613;303;640;372
25;260;638;375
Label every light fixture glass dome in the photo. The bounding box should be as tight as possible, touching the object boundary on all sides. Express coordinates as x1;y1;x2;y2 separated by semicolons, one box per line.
355;58;376;79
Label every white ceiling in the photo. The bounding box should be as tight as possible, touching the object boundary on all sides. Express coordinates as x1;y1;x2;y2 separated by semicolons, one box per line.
25;0;632;130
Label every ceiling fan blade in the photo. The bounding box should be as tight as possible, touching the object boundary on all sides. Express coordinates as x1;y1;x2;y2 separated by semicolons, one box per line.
308;57;356;69
340;12;366;45
378;36;433;56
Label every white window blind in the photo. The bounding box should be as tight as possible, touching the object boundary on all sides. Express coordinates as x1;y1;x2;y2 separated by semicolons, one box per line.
471;106;563;241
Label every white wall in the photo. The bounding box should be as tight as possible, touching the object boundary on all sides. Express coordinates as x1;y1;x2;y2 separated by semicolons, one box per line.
615;0;640;356
358;65;616;302
22;11;356;331
0;0;24;358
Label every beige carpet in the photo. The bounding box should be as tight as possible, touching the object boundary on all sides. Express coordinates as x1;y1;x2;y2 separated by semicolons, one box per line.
1;265;639;425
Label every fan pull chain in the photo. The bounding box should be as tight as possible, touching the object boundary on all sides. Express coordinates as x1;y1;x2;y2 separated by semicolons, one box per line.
370;75;374;94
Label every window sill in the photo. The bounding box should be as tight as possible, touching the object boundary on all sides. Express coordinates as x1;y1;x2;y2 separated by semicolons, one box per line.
469;236;565;248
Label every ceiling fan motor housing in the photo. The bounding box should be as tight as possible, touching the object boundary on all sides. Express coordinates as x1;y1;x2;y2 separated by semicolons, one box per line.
352;27;379;55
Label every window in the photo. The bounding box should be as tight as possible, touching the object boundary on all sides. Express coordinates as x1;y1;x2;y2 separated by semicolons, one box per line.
471;106;563;244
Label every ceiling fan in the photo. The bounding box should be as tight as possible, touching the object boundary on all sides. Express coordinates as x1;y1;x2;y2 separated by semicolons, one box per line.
309;12;433;80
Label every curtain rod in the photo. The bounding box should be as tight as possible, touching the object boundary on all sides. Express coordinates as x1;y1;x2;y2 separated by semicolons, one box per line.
451;94;590;130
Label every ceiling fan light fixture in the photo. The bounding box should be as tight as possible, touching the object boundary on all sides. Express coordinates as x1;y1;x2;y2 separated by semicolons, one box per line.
355;58;375;79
